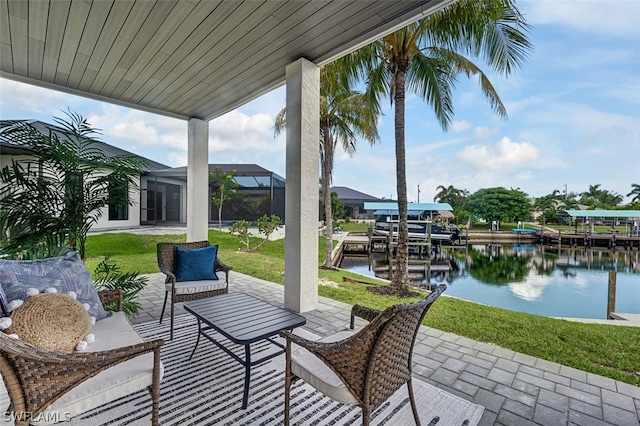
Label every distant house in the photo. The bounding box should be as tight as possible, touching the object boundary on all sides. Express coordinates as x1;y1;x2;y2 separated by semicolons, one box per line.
329;186;383;220
1;120;286;230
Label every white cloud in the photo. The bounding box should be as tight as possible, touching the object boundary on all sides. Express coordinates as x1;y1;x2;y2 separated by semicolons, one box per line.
606;82;640;105
409;137;465;157
333;145;397;199
110;120;160;142
209;110;281;153
88;104;287;170
523;102;640;153
167;152;187;167
414;178;445;203
457;137;540;171
523;0;640;37
451;120;471;133
0;79;90;119
89;107;185;147
336;145;355;162
473;126;497;139
86;107;188;167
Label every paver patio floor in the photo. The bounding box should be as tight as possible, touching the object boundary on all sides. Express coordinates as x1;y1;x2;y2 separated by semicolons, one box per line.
129;271;640;426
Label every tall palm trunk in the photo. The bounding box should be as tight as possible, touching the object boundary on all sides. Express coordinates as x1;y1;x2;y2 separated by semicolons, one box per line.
391;63;410;290
322;130;335;269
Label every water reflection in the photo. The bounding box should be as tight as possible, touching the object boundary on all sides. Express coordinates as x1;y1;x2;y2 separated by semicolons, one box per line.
466;245;530;286
341;245;640;318
508;277;551;301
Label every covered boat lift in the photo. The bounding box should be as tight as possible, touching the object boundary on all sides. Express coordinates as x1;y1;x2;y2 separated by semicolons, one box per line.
561;210;640;235
546;210;640;249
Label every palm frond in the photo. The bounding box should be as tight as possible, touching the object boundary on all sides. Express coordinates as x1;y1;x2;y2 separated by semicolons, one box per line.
0;113;143;259
406;50;457;130
93;257;148;315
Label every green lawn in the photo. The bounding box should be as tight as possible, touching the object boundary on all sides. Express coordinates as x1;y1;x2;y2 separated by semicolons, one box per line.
85;230;640;387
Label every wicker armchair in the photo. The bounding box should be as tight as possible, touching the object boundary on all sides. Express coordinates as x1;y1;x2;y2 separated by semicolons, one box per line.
0;290;163;426
157;240;232;340
281;284;447;426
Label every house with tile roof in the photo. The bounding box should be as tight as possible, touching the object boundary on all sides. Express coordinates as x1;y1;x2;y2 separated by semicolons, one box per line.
329;186;383;219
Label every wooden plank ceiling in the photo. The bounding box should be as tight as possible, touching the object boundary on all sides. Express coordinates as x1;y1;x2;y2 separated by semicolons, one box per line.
1;0;453;121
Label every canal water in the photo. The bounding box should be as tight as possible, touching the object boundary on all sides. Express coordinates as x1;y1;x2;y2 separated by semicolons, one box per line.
340;244;640;319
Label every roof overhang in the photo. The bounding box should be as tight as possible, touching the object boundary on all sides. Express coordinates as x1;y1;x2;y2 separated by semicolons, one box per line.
1;0;456;122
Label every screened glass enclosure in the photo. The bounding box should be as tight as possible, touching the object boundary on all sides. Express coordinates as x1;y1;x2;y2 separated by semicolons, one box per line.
141;164;285;225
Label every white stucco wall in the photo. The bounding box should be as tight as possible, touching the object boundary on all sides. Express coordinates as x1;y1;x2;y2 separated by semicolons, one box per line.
93;176;142;230
1;152;141;231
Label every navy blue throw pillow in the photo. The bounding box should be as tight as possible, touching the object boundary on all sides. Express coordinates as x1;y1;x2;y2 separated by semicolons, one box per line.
174;245;219;282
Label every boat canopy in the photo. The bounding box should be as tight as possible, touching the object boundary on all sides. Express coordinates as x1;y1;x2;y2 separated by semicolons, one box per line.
373;210;437;216
562;210;640;219
364;202;453;211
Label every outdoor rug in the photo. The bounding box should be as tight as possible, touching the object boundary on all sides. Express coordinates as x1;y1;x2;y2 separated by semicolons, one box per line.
68;315;484;425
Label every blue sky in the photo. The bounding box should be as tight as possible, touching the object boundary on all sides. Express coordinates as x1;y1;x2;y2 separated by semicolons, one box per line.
1;0;639;204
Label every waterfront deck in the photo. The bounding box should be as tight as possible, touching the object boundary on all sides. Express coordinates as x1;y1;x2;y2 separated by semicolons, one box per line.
540;230;640;250
340;229;640;259
464;229;640;250
341;232;460;258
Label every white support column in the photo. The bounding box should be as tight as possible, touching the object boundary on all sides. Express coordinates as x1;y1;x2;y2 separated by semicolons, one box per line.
284;58;320;313
187;118;209;242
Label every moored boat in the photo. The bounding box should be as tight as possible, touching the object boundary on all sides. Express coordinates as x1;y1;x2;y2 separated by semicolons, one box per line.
370;209;460;243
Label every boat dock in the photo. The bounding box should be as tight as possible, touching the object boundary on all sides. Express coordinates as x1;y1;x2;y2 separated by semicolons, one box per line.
465;229;640;250
341;229;640;252
341;231;453;257
540;230;640;250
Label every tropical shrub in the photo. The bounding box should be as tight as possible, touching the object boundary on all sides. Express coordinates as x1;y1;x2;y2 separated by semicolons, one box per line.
229;214;282;252
0;111;143;259
93;256;147;315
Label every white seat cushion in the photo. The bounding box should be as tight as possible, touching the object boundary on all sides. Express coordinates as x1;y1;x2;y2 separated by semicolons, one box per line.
166;280;227;295
290;329;358;404
32;312;164;425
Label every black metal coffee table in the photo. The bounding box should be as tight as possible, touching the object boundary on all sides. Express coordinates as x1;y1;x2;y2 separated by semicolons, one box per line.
184;292;306;409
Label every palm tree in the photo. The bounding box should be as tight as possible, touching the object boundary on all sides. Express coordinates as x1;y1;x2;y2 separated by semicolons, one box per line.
342;0;531;293
557;191;580;210
627;183;640;204
0;112;143;259
579;184;602;208
534;192;559;225
434;184;469;209
579;184;622;209
433;184;470;221
434;185;455;204
274;62;379;269
554;191;580;229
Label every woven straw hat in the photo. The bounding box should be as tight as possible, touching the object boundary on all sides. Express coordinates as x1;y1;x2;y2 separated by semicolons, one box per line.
7;293;91;352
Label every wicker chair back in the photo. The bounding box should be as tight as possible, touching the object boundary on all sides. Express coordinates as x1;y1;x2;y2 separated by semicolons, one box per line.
281;284;446;426
156;240;232;340
365;286;445;409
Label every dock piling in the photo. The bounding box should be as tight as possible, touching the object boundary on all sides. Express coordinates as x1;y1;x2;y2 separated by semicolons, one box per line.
607;271;617;319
